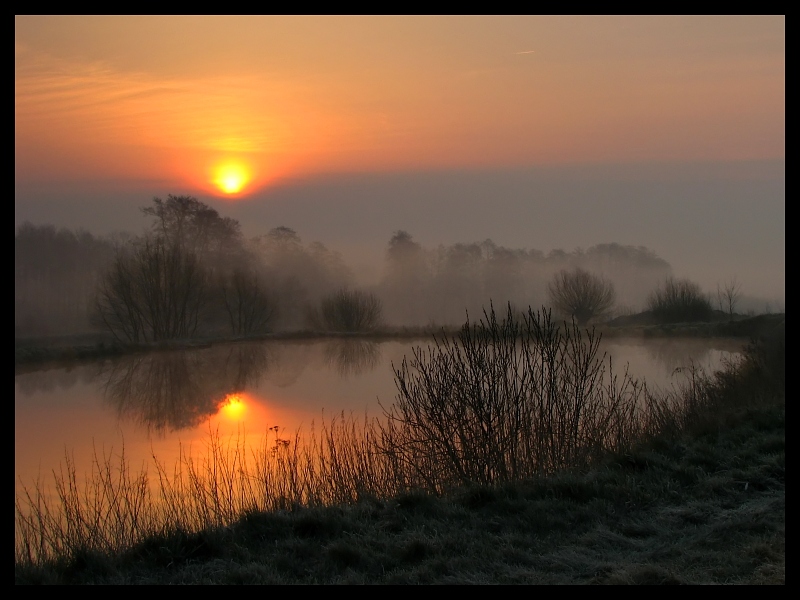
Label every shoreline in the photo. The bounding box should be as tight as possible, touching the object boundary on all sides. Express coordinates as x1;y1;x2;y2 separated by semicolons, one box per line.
15;313;784;369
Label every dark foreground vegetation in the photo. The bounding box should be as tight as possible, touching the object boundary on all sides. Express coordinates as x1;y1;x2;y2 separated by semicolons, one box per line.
15;307;784;584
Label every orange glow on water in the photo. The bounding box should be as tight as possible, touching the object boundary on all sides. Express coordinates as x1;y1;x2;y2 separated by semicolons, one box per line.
221;393;247;420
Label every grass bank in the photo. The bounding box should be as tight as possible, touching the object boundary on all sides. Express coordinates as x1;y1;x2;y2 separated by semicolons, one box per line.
602;312;785;340
15;310;784;584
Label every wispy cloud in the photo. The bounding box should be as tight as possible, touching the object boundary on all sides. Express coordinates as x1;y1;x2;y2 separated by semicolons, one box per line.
515;50;536;55
15;50;302;154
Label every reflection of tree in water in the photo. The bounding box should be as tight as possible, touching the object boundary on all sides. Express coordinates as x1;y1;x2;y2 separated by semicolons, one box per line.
324;340;381;377
263;342;312;388
643;339;715;378
101;343;270;434
218;342;271;391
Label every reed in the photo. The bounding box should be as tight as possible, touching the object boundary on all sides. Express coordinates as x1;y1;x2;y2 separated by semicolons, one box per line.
15;416;398;565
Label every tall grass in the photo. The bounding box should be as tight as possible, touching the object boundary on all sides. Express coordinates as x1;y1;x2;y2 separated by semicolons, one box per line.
15;416;394;566
17;304;781;568
15;445;157;566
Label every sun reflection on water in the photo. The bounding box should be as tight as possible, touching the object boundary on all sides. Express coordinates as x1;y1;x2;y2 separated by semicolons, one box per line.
220;393;247;420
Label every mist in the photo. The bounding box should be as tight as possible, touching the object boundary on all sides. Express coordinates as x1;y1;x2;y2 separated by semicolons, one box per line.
15;171;783;338
15;160;785;330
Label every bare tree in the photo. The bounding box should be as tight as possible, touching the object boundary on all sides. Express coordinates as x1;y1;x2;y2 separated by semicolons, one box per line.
94;238;208;343
547;268;615;325
716;276;742;318
142;194;242;259
220;268;276;335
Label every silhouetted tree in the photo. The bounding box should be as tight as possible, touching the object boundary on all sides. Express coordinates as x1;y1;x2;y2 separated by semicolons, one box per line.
380;231;431;324
312;289;383;332
220;268;276;335
716;276;742;318
547;268;616;325
94;237;208;342
142;194;242;262
250;226;354;329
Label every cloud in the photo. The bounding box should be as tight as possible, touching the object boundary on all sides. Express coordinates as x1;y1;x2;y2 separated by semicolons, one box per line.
15;49;299;154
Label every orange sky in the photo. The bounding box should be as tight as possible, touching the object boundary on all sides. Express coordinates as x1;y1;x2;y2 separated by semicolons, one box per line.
15;16;785;199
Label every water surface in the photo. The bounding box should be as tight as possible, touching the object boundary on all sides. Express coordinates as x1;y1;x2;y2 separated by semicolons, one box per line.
15;336;743;495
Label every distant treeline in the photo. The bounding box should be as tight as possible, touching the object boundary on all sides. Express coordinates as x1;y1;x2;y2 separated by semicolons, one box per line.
15;195;674;338
380;231;671;325
15;223;116;336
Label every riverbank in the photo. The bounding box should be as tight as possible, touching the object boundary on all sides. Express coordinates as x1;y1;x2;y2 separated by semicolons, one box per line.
13;327;441;369
14;312;785;369
602;311;785;340
15;316;784;584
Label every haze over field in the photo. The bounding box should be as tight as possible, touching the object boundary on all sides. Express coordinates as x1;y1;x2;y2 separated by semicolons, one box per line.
15;16;784;310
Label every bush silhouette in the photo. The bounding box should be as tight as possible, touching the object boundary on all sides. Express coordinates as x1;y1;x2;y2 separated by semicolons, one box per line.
315;289;383;332
381;304;643;488
547;268;615;325
647;277;713;323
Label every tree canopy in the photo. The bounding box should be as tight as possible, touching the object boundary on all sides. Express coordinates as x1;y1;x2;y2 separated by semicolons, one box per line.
547;268;616;325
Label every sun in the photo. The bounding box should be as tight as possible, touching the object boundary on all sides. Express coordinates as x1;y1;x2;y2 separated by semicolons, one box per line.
212;162;250;195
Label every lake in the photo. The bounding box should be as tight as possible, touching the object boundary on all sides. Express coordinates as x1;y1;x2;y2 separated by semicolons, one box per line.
15;336;743;499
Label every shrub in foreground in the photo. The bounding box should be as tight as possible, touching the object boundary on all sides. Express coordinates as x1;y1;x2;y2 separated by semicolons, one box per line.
380;304;644;489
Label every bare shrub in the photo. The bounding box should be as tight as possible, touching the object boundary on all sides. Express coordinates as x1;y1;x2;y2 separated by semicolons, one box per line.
648;277;713;323
379;304;644;490
220;268;276;335
547;268;616;325
316;289;383;332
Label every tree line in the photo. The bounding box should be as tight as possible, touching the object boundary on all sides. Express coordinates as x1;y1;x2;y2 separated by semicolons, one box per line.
378;230;674;325
93;195;361;342
16;195;738;341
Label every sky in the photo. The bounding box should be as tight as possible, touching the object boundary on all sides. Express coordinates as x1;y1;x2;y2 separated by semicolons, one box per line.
14;15;785;304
